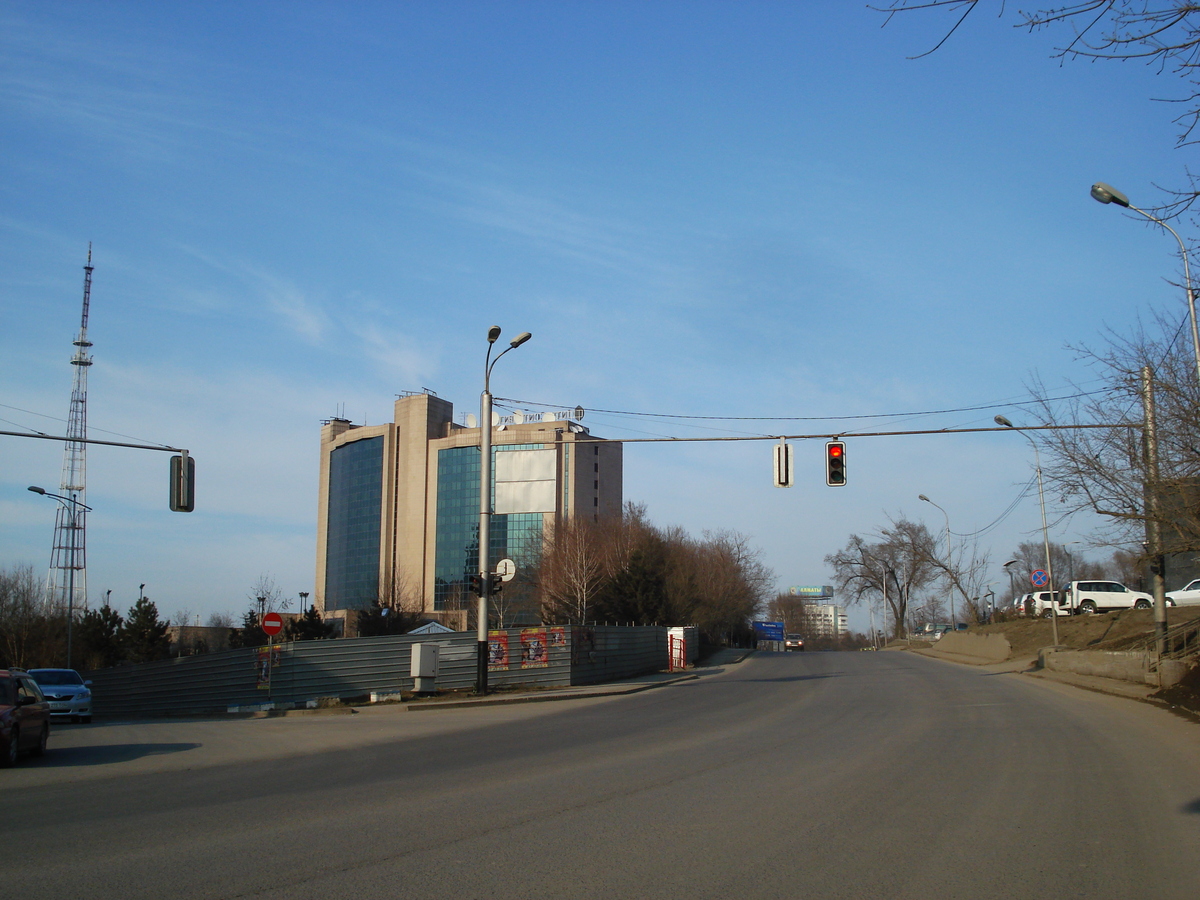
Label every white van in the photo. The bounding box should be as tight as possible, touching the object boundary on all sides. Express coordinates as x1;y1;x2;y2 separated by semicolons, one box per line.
1066;580;1154;614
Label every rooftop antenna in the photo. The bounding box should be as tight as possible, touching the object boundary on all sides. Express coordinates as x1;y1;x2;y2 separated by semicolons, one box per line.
47;244;93;618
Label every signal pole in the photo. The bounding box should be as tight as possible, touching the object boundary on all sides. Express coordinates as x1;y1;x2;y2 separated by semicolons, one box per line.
47;246;94;627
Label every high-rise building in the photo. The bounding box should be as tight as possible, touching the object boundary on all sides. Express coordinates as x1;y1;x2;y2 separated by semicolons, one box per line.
806;604;848;638
315;391;622;629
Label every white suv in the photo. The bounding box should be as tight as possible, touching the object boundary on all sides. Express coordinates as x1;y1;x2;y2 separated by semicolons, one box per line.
1068;581;1154;614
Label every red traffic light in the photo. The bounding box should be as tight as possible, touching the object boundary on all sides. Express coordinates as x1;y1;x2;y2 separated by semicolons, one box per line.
825;440;846;486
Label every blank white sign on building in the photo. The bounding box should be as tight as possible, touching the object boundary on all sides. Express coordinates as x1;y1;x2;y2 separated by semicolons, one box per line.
494;448;556;514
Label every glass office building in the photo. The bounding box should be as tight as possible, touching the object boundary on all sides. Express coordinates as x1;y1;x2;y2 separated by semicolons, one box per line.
323;436;383;610
315;391;622;630
434;444;545;610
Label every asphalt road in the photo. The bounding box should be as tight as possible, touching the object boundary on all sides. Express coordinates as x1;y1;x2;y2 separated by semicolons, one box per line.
7;651;1200;899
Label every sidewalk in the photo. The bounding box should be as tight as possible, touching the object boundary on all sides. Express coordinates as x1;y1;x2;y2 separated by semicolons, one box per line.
907;643;1165;703
405;647;754;712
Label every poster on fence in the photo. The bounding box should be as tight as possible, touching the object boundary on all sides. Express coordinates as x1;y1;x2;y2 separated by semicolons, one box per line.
488;630;509;670
255;645;282;689
548;626;566;650
521;627;549;668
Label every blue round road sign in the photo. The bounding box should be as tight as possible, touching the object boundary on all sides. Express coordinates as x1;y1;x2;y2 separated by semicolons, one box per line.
1031;569;1049;587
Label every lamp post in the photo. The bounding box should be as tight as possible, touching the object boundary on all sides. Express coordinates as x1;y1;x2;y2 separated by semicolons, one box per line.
477;325;532;695
27;486;92;668
1063;540;1082;585
139;583;145;603
995;415;1061;645
1091;182;1200;386
1003;559;1019;614
918;494;955;627
299;591;309;613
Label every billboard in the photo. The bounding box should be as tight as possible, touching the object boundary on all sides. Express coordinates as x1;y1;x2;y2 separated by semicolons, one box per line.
494;448;556;514
752;621;785;641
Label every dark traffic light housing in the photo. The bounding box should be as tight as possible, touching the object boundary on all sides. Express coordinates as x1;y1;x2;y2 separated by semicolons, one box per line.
169;453;195;512
472;573;506;596
825;441;846;487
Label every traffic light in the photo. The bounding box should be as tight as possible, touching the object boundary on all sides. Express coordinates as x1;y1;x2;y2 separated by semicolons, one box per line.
825;441;846;487
169;453;195;512
470;573;505;595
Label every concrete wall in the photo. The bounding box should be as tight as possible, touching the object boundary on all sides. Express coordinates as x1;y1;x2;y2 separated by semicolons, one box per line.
929;631;1011;663
1039;648;1192;688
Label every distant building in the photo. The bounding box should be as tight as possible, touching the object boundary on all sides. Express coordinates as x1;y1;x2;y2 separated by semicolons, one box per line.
315;391;622;630
805;604;848;638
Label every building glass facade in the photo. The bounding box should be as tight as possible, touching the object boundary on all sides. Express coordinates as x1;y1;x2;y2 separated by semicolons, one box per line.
434;444;545;610
324;436;383;610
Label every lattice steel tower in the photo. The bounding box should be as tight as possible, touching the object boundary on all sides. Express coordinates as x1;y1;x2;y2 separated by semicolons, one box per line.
47;246;94;615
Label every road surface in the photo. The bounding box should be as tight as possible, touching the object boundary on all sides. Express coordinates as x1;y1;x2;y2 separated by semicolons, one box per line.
7;650;1199;899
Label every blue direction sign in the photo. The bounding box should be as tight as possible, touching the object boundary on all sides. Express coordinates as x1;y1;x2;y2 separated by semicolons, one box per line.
1030;569;1049;587
753;621;785;642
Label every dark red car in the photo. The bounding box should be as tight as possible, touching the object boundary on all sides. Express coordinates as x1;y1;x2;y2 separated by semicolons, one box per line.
1;668;50;766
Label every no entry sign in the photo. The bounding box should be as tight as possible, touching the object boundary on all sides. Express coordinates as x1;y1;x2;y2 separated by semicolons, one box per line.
262;611;284;636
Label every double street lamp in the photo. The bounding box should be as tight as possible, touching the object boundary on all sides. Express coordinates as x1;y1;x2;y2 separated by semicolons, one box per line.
477;325;532;695
27;485;91;668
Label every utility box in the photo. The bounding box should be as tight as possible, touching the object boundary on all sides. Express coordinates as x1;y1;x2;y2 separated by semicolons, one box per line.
410;643;440;693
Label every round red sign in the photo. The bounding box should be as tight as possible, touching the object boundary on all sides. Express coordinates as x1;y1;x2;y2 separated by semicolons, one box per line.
261;611;284;636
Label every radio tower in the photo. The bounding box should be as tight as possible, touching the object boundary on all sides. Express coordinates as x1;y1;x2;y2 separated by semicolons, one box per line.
47;245;94;618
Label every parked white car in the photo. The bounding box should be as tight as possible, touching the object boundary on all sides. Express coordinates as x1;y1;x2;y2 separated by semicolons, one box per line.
1067;580;1154;614
1165;579;1200;606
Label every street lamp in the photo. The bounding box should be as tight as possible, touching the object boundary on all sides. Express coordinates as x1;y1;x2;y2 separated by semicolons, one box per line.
995;415;1061;645
1003;559;1019;613
27;485;92;668
918;494;955;627
1091;182;1200;386
299;591;309;613
1063;540;1083;584
478;325;533;695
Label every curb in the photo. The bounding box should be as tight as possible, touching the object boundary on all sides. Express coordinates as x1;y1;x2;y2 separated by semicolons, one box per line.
406;673;700;711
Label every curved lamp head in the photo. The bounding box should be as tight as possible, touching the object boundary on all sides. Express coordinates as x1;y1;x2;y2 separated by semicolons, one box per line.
510;331;532;349
994;415;1014;428
487;325;502;344
918;494;930;503
27;485;46;495
1091;182;1130;208
1003;559;1018;568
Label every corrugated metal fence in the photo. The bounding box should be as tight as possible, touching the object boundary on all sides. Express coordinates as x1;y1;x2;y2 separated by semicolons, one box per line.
85;625;670;718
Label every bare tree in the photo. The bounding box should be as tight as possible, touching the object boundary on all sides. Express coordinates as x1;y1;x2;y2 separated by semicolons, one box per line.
0;564;61;668
766;592;809;635
878;2;1200;216
1025;316;1200;567
540;516;609;624
826;518;940;638
923;532;992;624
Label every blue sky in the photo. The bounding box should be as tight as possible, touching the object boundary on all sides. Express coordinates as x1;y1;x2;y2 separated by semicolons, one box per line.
1;2;1192;630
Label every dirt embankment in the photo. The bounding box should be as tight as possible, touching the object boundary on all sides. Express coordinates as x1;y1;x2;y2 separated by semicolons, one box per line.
963;607;1200;660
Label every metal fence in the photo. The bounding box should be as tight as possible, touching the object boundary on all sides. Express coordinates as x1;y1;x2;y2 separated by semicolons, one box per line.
84;625;671;718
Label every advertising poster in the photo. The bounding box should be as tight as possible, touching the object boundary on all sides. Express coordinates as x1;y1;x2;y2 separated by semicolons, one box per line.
488;630;509;670
255;645;281;689
521;627;549;668
548;626;566;649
